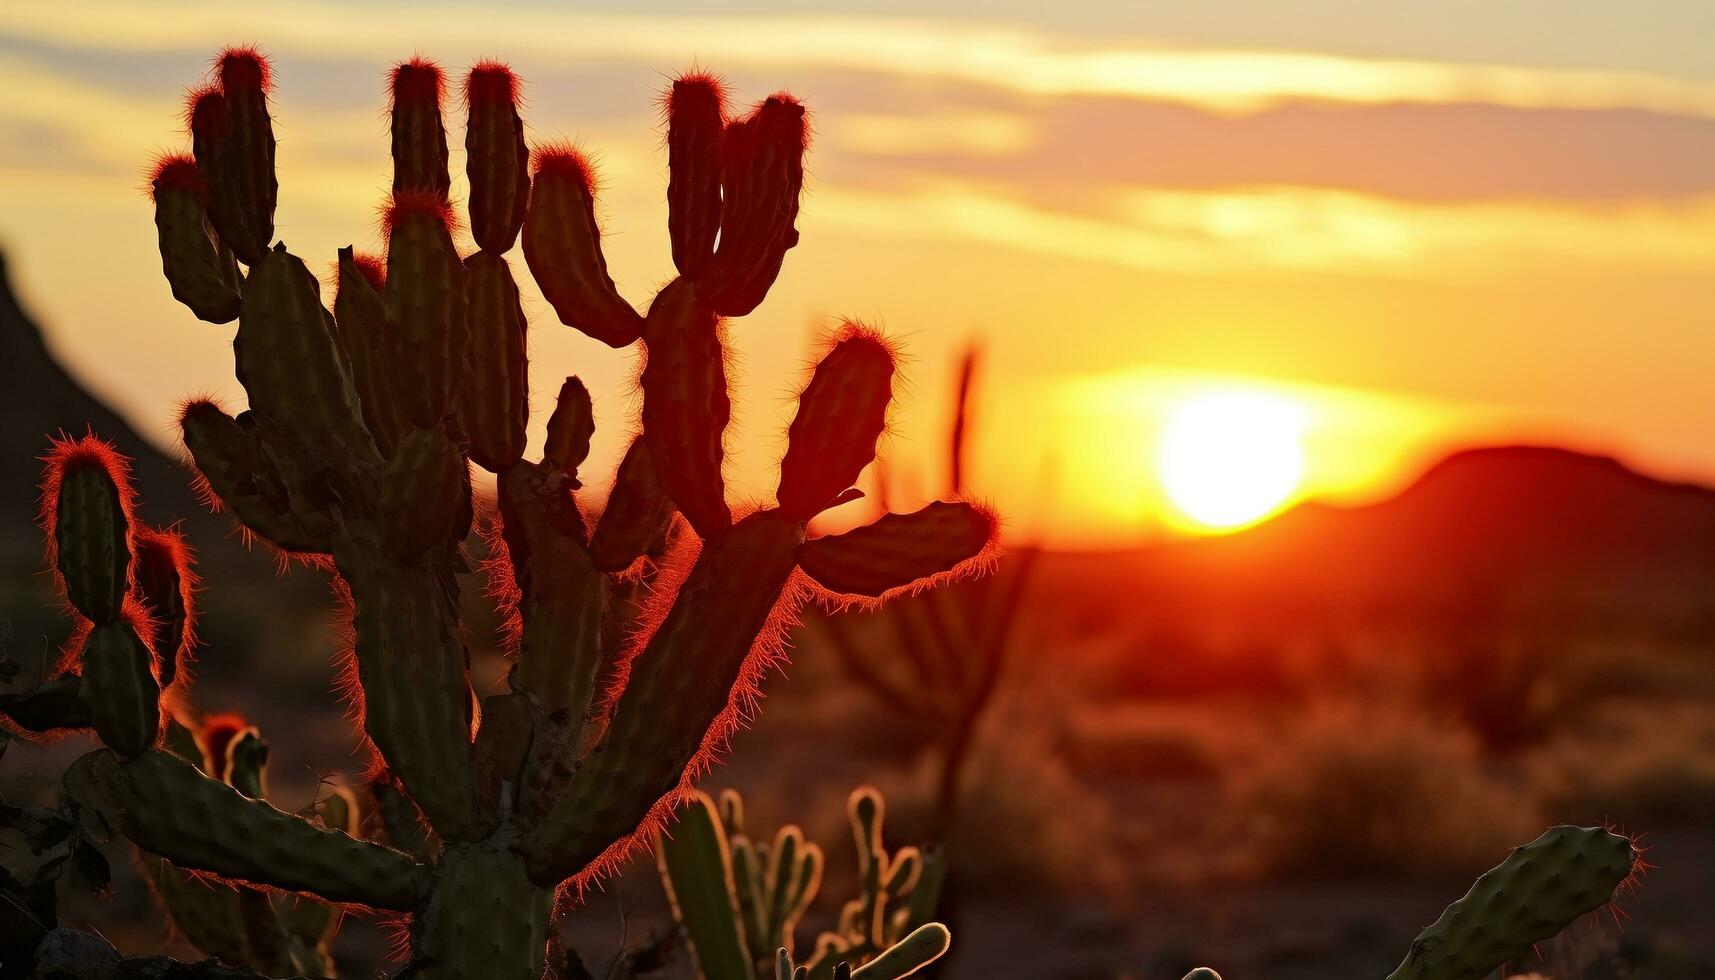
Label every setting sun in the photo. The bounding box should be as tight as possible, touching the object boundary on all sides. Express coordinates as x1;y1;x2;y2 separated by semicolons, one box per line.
1158;389;1308;530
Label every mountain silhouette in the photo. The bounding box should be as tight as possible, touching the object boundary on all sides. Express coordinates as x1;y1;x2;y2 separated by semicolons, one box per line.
1043;446;1715;634
0;250;207;529
0;247;318;669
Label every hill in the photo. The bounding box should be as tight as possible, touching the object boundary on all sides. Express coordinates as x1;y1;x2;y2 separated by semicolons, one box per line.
0;248;321;677
1038;445;1715;634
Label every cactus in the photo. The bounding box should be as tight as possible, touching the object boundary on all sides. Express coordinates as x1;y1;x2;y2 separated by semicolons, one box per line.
816;344;1032;845
656;786;949;980
1176;823;1642;980
7;46;992;978
142;715;355;976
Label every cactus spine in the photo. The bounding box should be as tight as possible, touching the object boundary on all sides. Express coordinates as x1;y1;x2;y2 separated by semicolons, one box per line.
4;46;998;979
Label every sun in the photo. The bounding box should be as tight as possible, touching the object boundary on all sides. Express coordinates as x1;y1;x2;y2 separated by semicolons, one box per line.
1158;388;1309;531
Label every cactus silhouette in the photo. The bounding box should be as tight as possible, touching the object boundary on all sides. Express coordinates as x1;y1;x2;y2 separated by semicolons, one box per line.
656;786;948;980
5;46;994;978
817;344;1038;842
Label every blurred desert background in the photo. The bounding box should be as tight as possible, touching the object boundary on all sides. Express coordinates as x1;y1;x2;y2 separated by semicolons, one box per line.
3;4;1714;979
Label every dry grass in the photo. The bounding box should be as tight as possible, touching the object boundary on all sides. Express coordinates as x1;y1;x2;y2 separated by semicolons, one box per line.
1225;698;1539;879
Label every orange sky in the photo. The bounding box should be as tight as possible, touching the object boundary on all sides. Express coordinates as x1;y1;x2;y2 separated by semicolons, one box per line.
2;4;1712;548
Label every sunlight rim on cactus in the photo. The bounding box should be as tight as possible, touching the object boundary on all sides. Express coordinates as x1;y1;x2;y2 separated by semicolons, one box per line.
7;45;998;979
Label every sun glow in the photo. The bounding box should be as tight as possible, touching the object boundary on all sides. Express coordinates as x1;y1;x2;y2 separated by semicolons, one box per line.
1158;389;1309;531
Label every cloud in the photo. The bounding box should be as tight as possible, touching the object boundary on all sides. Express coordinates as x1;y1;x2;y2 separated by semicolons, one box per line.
808;181;1715;280
830;100;1715;205
7;3;1715;118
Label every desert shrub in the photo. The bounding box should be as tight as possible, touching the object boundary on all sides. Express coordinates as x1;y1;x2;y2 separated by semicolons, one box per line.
1530;701;1715;827
873;697;1125;901
1228;699;1538;879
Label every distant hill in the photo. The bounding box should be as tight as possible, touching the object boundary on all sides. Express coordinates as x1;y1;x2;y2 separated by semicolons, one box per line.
0;250;205;528
1038;445;1715;634
0;248;320;672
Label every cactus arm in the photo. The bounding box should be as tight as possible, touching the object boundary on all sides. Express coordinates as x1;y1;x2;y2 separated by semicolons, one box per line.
141;854;256;966
588;438;680;573
522;510;803;882
695;96;807;317
383;197;466;430
523;147;645;348
848;924;949;980
457;251;530;472
775;326;895;522
333;247;407;457
179;399;334;555
1385;825;1637;980
336;554;485;843
655;792;755;980
639;277;731;537
542;377;596;480
762;827;802;953
899;847;947;935
0;674;91;734
235;245;379;472
211;50;277;263
463;62;530;254
369;772;436;862
730;833;773;963
665;73;727;278
496;461;607;731
149;154;241;324
66;749;425;910
390;59;451;199
79;620;161;759
797;502;994;599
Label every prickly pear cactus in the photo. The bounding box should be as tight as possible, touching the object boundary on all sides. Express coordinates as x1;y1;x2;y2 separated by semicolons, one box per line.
1385;824;1639;980
6;45;994;979
1177;824;1640;980
656;786;948;980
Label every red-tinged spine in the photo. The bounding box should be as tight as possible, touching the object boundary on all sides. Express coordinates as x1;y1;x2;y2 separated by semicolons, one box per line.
131;526;198;690
589;437;677;573
215;47;277;261
522;146;644;348
188;85;264;266
696;95;806;317
640;277;731;537
384;192;466;427
776;324;895;521
391;57;450;199
150;153;241;324
464;62;530;254
797;501;995;598
456;251;529;472
666;72;727;277
334;246;408;456
541;377;595;482
42;434;134;625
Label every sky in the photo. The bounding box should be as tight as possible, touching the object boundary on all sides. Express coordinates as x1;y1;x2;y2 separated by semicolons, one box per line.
1;2;1712;547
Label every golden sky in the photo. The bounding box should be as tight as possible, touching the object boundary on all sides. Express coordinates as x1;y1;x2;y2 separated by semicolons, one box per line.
2;3;1712;547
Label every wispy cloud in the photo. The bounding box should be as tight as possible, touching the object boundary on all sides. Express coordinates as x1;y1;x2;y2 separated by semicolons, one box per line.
8;3;1715;118
810;181;1715;279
